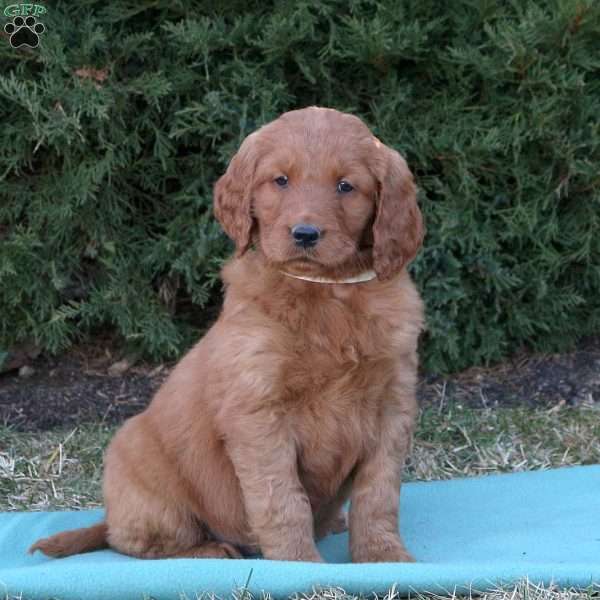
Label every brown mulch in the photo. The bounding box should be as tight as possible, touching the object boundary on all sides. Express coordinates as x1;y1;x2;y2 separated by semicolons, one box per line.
419;336;600;411
1;336;599;432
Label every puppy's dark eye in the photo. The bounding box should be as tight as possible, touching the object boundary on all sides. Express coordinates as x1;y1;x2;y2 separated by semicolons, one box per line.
274;175;288;187
337;180;354;193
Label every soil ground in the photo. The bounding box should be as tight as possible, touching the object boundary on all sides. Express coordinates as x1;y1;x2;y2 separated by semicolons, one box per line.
1;335;599;432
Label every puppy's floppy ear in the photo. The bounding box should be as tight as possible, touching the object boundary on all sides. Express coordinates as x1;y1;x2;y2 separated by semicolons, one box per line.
213;133;260;257
372;143;424;280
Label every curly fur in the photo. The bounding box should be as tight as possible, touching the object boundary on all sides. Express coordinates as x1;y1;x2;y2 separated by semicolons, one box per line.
30;107;424;563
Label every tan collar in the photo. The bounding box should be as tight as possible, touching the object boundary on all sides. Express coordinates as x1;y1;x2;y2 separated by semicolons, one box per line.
279;269;377;284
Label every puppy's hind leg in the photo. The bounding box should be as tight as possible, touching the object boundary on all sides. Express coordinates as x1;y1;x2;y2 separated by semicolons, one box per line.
107;504;243;559
105;482;243;560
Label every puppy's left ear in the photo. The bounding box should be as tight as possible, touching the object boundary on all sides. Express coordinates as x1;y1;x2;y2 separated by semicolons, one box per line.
213;133;259;257
372;144;424;280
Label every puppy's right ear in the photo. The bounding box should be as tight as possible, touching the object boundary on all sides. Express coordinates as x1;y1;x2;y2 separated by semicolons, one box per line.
213;133;259;257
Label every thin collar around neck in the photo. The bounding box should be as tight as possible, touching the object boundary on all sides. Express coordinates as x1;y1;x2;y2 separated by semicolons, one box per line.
279;269;377;284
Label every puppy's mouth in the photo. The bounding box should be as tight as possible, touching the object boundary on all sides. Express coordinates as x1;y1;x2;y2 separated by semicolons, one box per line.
286;245;321;262
260;229;373;275
291;256;314;262
285;254;321;269
292;250;318;261
289;242;372;261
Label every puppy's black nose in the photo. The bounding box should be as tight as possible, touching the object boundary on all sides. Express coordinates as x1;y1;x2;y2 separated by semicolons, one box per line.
291;224;320;248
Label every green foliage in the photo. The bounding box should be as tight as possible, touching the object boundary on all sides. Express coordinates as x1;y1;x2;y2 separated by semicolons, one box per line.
1;0;599;372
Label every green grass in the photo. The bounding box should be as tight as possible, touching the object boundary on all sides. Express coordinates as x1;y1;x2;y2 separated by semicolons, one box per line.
1;404;599;599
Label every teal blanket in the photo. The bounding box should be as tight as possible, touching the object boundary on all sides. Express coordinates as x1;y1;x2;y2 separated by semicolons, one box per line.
1;466;599;599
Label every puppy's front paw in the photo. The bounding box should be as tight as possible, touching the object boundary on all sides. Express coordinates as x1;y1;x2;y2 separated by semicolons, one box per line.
352;539;415;563
299;549;324;563
315;509;348;540
264;544;323;562
328;510;348;534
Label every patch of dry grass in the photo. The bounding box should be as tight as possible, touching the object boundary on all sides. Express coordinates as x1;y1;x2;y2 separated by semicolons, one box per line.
286;580;599;600
408;404;600;480
1;404;599;511
7;579;596;600
0;423;110;511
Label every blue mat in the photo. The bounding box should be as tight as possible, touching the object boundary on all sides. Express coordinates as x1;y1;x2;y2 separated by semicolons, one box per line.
1;466;599;599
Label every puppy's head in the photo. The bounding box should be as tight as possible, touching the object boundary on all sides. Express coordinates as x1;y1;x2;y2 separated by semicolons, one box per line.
214;107;423;281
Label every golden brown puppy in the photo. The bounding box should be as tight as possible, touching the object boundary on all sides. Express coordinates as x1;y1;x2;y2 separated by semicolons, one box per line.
30;107;424;563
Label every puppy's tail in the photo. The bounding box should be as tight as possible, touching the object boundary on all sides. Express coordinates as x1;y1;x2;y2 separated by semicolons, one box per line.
28;522;108;558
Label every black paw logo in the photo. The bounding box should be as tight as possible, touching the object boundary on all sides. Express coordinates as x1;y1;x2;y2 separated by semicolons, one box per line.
4;16;45;49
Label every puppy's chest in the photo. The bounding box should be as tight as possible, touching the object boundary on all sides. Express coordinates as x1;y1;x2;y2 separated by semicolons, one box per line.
281;295;394;498
289;388;380;501
281;293;395;393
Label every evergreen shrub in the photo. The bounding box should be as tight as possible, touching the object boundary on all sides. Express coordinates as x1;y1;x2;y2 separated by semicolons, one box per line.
1;0;599;373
